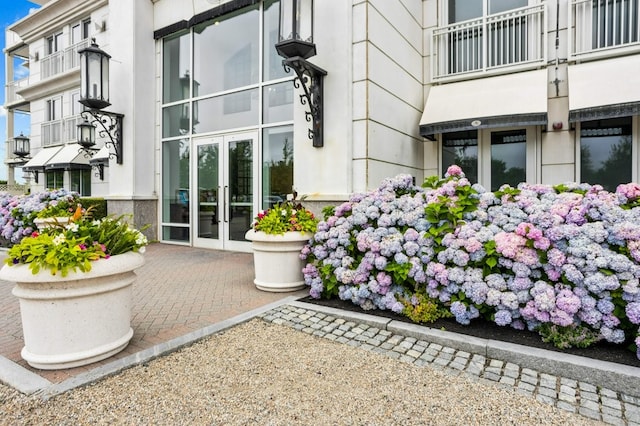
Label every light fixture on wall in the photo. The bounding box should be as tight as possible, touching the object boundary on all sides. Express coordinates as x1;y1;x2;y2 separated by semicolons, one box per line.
275;0;327;148
76;40;124;164
12;133;30;159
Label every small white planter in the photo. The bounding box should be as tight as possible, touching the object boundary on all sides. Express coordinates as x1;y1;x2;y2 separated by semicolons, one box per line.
245;229;310;292
0;252;145;370
33;216;70;230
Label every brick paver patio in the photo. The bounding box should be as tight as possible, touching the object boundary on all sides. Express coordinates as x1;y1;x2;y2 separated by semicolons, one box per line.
0;243;306;384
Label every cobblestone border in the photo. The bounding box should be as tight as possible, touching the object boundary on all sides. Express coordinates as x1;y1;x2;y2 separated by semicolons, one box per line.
259;302;640;426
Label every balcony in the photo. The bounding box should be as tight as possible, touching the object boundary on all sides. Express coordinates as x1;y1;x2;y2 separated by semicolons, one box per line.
431;3;546;82
40;39;89;80
6;77;29;105
570;0;640;60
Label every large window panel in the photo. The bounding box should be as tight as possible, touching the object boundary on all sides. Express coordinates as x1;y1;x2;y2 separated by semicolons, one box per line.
490;129;526;191
262;126;293;209
70;169;91;196
162;103;190;138
163;32;191;103
193;89;259;133
193;5;260;96
162;139;190;231
263;0;288;80
580;117;632;191
263;82;293;123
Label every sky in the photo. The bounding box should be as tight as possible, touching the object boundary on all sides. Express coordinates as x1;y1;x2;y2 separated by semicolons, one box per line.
0;0;41;183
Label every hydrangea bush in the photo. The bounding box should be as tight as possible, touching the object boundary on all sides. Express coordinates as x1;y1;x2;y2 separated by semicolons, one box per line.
301;166;640;359
0;189;80;244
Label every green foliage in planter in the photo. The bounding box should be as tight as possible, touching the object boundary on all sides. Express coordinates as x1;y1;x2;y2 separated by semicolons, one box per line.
536;323;602;349
5;207;149;277
252;198;318;235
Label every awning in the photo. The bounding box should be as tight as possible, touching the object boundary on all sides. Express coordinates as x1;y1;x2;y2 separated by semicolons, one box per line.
89;146;110;166
45;144;91;170
419;69;548;140
22;146;61;172
568;55;640;122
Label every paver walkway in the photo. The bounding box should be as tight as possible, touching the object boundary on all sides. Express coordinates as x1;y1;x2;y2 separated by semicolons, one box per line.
0;243;306;384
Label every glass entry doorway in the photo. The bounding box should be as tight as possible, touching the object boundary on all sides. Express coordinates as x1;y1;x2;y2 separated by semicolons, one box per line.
192;132;257;252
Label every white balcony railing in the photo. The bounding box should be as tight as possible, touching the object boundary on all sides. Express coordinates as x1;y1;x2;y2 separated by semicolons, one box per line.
6;77;29;104
40;39;90;80
431;3;546;81
570;0;640;59
42;120;63;146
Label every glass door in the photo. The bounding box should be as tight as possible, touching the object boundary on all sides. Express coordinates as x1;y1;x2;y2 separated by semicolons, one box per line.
193;132;257;252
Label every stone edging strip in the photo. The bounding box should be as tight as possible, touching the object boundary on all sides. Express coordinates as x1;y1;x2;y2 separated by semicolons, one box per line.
288;300;640;399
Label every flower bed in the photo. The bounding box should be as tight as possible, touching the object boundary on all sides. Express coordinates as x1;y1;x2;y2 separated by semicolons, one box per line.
301;166;640;359
0;189;80;244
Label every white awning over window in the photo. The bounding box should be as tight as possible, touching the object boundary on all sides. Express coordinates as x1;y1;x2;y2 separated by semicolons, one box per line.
419;69;548;140
22;146;62;172
568;55;640;122
45;144;91;170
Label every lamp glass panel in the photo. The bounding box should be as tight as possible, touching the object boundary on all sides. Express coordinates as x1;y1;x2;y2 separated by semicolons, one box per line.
298;0;313;42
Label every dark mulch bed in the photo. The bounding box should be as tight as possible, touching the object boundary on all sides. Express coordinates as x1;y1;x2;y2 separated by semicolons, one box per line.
301;296;640;368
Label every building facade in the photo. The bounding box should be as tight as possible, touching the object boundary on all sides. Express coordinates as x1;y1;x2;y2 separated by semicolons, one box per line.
4;0;640;252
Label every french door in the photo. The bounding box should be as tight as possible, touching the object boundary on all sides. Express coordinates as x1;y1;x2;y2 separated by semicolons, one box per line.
192;132;257;252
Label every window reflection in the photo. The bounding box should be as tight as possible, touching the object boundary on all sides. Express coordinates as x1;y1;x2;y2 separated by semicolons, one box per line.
491;129;526;191
263;126;293;209
580;117;632;191
193;6;259;96
163;32;190;103
162;139;190;241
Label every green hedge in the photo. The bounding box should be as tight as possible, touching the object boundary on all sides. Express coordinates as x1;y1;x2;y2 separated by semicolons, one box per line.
79;197;107;219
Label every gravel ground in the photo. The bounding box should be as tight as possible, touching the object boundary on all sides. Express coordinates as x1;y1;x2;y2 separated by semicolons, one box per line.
0;320;603;425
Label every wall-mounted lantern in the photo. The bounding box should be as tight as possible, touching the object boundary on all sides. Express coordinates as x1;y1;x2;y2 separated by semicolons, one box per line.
77;39;124;164
12;133;30;158
275;0;327;148
179;71;200;132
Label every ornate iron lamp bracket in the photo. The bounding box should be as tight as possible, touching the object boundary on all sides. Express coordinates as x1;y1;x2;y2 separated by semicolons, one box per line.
283;57;327;148
80;109;124;164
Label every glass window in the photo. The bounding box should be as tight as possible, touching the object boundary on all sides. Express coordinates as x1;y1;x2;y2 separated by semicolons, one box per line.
45;170;64;189
70;169;91;196
46;97;62;121
193;5;260;97
162;139;190;224
491;129;526;191
580;117;632;191
442;131;478;184
263;0;287;80
262;126;293;209
163;31;191;103
263;82;293;123
193;89;259;134
162;103;190;138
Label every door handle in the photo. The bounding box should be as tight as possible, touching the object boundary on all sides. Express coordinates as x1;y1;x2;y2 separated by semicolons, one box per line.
223;186;228;223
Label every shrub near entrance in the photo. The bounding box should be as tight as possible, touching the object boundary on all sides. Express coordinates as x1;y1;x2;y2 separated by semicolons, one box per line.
301;166;640;359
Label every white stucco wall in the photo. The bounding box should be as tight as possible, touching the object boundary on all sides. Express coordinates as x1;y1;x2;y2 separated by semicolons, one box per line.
108;0;156;199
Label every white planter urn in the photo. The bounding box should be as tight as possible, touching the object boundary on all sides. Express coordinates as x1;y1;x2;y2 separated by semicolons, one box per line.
33;216;70;230
0;252;145;370
245;229;310;292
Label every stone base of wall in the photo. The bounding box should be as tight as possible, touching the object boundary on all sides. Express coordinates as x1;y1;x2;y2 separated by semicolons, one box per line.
106;199;158;242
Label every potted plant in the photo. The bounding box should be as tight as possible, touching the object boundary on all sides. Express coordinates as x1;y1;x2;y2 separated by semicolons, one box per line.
245;196;318;292
0;205;148;370
32;192;80;230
